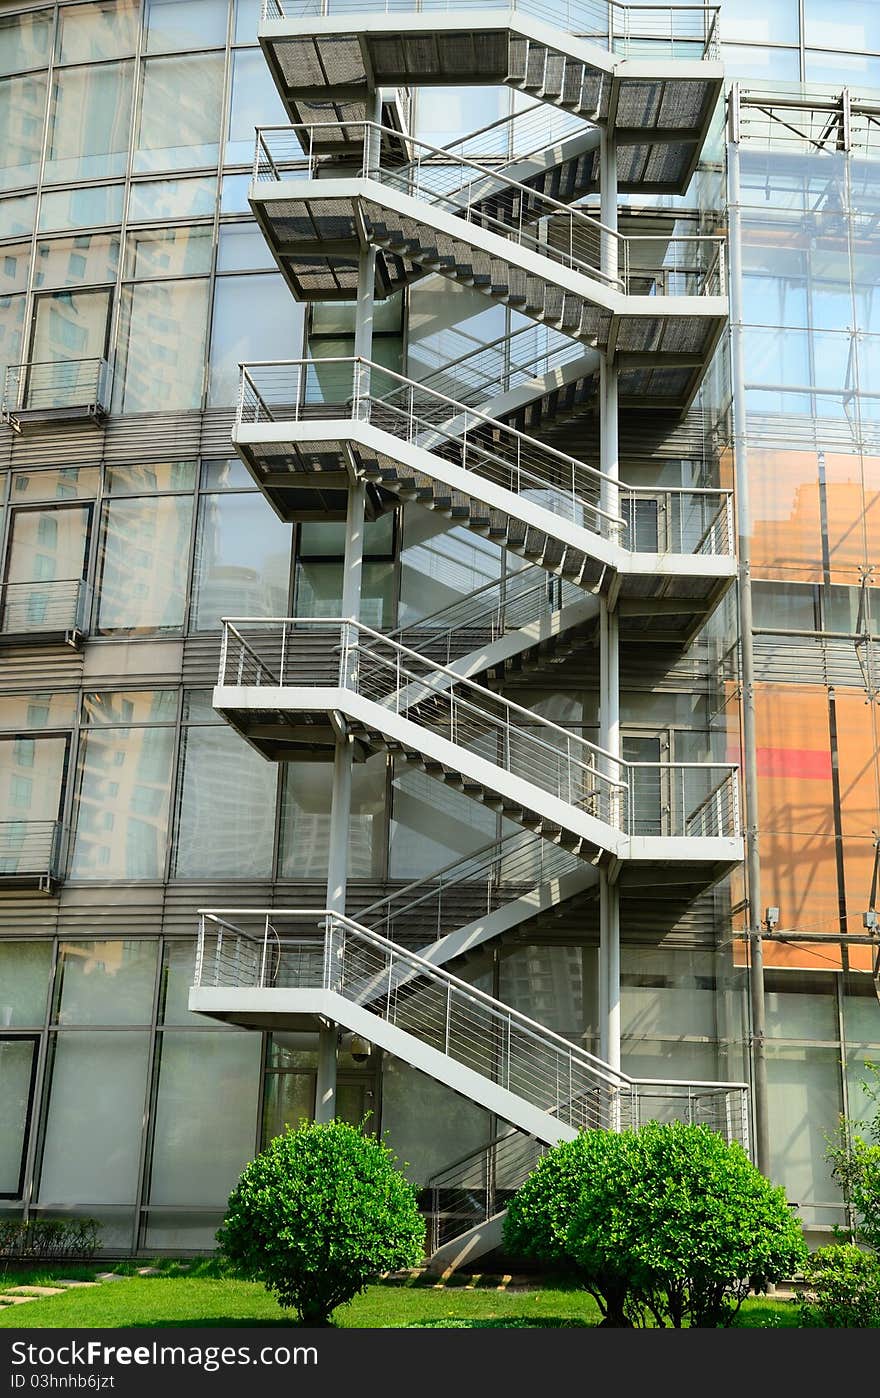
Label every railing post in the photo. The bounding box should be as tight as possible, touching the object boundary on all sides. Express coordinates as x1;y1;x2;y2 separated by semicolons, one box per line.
213;928;222;989
259;914;270;988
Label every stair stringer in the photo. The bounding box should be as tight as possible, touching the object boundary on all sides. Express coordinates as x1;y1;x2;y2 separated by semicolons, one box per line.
214;682;628;858
416;862;600;969
234;416;737;592
190;984;579;1146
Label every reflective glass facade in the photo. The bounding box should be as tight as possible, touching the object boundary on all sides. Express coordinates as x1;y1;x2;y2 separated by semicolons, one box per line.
0;0;877;1255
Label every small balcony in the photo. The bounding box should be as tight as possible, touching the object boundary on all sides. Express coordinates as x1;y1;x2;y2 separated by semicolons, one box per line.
0;580;92;649
1;359;111;432
0;821;65;893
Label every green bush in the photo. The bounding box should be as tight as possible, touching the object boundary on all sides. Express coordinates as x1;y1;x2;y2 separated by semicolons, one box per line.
826;1061;880;1253
566;1121;807;1328
502;1131;642;1326
798;1244;880;1327
0;1217;100;1261
217;1120;426;1326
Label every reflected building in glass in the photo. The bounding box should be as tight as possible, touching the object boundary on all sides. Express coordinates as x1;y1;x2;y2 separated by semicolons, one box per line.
0;0;877;1259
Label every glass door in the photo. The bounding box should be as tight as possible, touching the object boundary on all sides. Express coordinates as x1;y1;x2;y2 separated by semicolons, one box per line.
27;290;112;409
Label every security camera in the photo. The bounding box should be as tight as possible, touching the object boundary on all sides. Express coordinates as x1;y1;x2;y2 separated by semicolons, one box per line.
349;1035;371;1064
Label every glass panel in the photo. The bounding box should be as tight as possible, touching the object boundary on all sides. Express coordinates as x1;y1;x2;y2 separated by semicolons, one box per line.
148;1031;262;1205
0;294;24;380
29;290;111;402
262;1072;313;1144
804;0;880;53
208;273;304;405
173;724;277;878
804;50;880;90
0;73;48;192
219;173;250;213
499;945;596;1039
216;224;275;272
200;458;253;490
721;44;800;81
0;194;36;239
295;561;394;629
766;989;840;1040
5;504;90;625
57;1;139;63
299;515;394;556
128;176;216;223
234;0;260;44
135;53;224;173
10;467;99;502
0;245;29;295
44;61;133;185
124;227;214;280
33;234;119;291
389;764;496;878
0;1038;36;1196
145;0;229;53
160;940;219;1026
0;943;51;1028
766;1044;843;1227
191;490;290;630
398;514;500;626
114;279;210;413
82;692;177;726
0;692;77;729
69;726;175;879
38;184;124;234
379;1061;490;1184
96;494;194;632
0;10;52;76
54;939;158;1025
38;1031;150;1204
106;461;197;495
721;0;800;45
279;756;386;880
225;48;288;165
844;993;880;1047
0;735;67;822
415;85;506;148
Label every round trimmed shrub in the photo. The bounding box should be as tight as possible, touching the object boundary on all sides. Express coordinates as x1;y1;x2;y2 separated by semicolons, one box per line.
567;1120;807;1328
502;1130;642;1326
217;1120;426;1325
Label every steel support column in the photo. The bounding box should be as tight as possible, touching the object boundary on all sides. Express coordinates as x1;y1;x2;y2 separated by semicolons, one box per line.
599;125;621;1074
316;91;381;1124
728;87;770;1174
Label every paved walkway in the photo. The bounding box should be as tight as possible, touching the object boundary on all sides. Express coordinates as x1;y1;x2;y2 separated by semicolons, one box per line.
0;1268;167;1309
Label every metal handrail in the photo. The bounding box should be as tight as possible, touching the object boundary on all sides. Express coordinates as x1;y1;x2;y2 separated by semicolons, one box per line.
0;579;92;636
260;0;722;60
1;358;110;418
218;616;742;839
253;122;726;297
237;357;735;557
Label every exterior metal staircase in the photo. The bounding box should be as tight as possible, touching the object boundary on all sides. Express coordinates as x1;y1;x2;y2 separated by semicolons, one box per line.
214;615;741;893
251;122;727;410
235;356;735;642
259;0;723;197
189;906;750;1266
188;0;748;1274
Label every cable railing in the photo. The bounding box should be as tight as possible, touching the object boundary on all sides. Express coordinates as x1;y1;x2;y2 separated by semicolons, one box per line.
1;358;110;423
220;614;629;829
424;1070;752;1247
412;320;590;410
389;565;584;666
253;123;726;297
217;616;742;840
0;580;92;638
195;908;630;1132
260;0;721;61
237;357;735;557
359;826;585;943
0;820;64;885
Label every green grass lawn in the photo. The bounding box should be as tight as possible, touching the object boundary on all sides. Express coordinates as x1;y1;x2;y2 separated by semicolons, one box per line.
0;1261;803;1329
